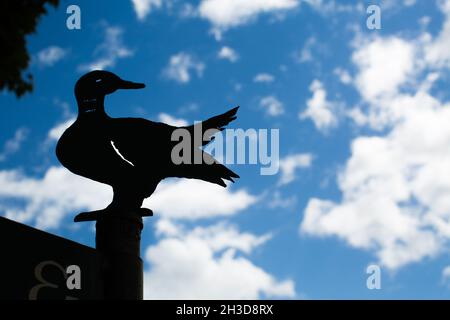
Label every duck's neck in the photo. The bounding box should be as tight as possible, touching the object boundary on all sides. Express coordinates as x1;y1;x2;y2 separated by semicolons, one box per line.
77;96;107;117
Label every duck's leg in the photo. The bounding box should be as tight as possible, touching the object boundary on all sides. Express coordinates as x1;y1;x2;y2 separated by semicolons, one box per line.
74;207;109;222
74;188;153;222
74;207;153;222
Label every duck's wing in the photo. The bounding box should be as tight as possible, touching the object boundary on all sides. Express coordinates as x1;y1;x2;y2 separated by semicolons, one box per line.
109;115;240;187
109;117;176;170
109;107;239;166
185;106;239;147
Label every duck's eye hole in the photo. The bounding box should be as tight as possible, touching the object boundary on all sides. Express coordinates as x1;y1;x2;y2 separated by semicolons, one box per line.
95;79;102;83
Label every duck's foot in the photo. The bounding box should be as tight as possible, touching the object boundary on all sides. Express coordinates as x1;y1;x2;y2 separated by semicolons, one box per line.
74;207;153;222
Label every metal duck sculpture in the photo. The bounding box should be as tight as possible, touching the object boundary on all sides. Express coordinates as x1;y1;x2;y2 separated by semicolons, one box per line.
56;70;239;221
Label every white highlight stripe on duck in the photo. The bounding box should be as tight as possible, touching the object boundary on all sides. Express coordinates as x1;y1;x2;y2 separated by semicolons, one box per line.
110;140;135;167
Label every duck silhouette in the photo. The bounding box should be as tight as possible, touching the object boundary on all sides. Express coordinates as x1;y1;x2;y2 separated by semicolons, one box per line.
56;70;239;222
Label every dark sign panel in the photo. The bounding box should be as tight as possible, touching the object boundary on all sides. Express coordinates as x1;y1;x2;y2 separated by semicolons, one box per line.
0;217;102;300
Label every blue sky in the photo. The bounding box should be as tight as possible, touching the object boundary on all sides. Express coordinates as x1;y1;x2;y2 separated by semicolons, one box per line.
1;0;450;299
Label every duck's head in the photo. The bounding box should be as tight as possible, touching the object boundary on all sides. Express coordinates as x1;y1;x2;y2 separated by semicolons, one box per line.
75;70;145;113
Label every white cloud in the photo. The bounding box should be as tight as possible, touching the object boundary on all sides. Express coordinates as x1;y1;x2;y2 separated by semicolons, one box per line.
78;26;133;72
0;128;29;162
299;80;337;132
47;118;75;141
260;95;284;116
253;73;275;83
0;166;111;230
157;113;188;127
302;0;362;14
404;0;416;6
179;3;198;18
301;5;450;269
334;67;352;85
300;95;450;269
268;191;297;209
161;221;272;253
295;36;317;63
144;221;295;299
424;1;450;69
145;179;256;220
377;0;420;10
352;37;416;101
198;0;299;39
301;16;450;269
40;117;75;154
53;99;73;119
218;46;239;62
36;46;67;67
419;16;431;28
163;52;205;83
346;107;368;126
278;153;313;186
131;0;163;20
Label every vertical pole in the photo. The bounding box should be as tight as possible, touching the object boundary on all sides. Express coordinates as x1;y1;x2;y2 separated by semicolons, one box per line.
95;211;143;300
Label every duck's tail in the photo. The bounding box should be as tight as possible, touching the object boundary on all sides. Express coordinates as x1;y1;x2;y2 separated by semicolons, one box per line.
171;150;239;187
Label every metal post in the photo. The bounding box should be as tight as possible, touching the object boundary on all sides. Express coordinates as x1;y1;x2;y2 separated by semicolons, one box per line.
95;210;144;300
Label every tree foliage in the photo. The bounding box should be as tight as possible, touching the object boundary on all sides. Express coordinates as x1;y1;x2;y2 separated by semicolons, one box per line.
0;0;59;98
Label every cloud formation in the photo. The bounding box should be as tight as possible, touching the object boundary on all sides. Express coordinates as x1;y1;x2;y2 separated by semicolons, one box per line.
157;113;188;127
0;128;29;162
163;52;205;83
198;0;299;39
145;179;257;220
131;0;163;20
144;220;295;299
299;80;337;132
36;46;67;67
218;46;239;62
278;153;313;186
254;73;275;83
260;95;284;116
78;26;133;72
301;2;450;270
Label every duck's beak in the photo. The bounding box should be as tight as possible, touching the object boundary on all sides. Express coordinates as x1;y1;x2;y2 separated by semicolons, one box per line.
118;79;146;89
